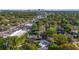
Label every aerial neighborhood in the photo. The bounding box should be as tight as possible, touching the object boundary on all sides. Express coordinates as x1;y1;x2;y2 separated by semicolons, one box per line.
0;10;79;50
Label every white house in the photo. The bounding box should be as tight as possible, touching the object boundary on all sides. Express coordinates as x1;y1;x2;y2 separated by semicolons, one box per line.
39;40;49;50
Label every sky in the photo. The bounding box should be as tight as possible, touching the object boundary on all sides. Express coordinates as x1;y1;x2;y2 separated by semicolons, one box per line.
0;0;79;10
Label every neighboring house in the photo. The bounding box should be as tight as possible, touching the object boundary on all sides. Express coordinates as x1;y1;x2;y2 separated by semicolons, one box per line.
67;18;74;24
37;15;44;19
23;23;33;30
57;25;64;34
38;40;49;50
31;18;37;23
57;28;64;34
70;30;79;38
27;35;38;39
24;23;33;27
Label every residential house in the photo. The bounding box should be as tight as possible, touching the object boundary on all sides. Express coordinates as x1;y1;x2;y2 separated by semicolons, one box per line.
38;40;50;50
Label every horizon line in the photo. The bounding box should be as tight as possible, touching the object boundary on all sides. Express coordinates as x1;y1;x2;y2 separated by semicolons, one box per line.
1;9;79;11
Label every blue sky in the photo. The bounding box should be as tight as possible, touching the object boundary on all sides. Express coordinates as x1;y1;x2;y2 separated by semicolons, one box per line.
0;0;79;10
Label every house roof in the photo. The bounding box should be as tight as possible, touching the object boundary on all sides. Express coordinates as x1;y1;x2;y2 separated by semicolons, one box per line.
39;40;49;45
25;23;33;27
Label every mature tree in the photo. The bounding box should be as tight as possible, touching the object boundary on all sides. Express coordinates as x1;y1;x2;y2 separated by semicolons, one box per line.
32;24;38;30
0;38;5;50
6;36;19;49
6;36;26;50
51;34;70;45
61;24;73;32
21;43;38;50
59;43;77;50
48;44;60;50
46;27;56;36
